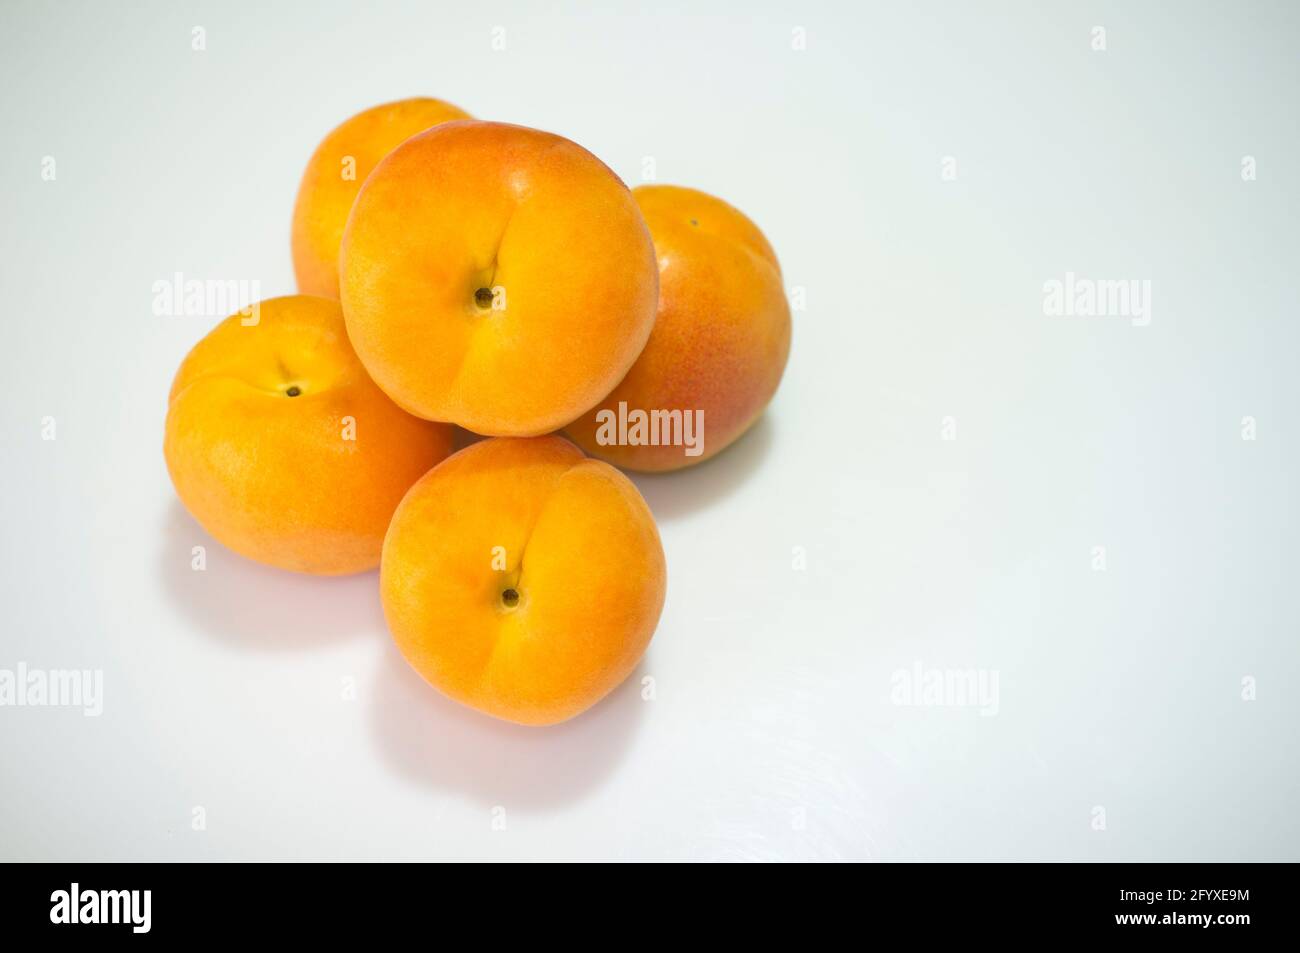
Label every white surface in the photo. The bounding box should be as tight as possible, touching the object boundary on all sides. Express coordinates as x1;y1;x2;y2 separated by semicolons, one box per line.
1;0;1297;861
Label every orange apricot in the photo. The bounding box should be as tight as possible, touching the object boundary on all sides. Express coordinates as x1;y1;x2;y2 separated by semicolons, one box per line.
340;121;658;436
164;295;454;575
566;185;791;471
380;435;666;725
291;97;472;298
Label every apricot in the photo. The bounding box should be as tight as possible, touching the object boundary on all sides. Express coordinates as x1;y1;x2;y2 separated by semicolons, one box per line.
566;185;791;471
164;295;454;575
381;435;666;725
291;97;472;298
340;120;658;437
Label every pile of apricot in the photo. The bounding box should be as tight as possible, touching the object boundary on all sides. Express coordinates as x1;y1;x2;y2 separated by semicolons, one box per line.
165;98;790;725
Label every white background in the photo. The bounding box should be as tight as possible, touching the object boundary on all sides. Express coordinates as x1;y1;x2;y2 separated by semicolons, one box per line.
1;0;1297;861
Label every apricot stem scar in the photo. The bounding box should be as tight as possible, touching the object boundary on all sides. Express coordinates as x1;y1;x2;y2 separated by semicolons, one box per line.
285;386;302;397
501;587;520;608
474;287;495;310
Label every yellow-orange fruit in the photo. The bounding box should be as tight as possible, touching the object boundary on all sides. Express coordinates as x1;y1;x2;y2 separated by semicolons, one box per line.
566;185;791;471
291;97;472;298
164;295;454;575
340;120;658;436
381;436;666;725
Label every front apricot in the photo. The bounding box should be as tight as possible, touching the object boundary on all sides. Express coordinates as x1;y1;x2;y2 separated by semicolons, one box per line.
381;436;666;725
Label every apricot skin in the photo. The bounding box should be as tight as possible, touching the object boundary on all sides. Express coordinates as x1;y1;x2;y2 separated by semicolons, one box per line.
340;121;659;437
164;295;454;575
291;97;472;299
566;185;791;471
381;436;667;726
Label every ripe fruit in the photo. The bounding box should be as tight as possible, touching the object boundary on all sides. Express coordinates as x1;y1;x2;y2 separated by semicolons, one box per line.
566;185;791;471
381;436;666;726
164;295;454;575
291;97;472;298
340;120;658;436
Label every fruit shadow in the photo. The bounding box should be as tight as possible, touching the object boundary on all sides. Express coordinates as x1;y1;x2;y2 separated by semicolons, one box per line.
158;500;382;650
626;413;775;521
369;646;646;810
